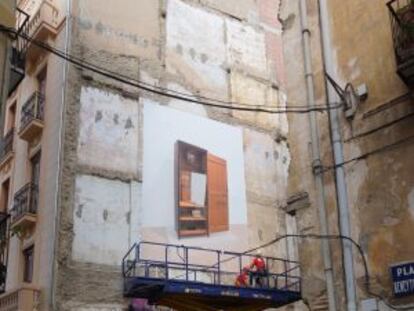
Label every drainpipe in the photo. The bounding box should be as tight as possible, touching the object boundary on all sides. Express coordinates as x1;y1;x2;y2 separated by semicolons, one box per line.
298;1;337;311
318;1;358;311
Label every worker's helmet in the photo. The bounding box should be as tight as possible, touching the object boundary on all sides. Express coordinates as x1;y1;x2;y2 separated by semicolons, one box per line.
256;249;263;257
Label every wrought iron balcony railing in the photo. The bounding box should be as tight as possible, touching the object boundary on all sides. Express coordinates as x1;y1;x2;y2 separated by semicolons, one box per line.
11;183;38;223
0;129;14;163
387;0;414;85
20;92;44;132
8;8;29;95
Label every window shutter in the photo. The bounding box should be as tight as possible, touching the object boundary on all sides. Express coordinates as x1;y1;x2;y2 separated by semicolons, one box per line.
207;153;228;233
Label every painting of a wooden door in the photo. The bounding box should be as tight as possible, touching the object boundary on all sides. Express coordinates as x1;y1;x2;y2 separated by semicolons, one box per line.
207;153;228;233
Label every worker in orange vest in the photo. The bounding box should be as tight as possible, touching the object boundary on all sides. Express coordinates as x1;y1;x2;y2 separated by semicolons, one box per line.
249;252;267;287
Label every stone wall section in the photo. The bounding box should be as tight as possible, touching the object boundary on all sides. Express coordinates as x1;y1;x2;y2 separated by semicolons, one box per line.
54;1;293;310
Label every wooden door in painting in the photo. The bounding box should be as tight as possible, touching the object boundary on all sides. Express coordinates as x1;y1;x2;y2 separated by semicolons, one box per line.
207;153;228;233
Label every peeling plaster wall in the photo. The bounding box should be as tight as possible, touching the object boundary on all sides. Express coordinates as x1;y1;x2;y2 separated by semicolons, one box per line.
72;175;141;266
281;0;414;309
165;0;228;98
77;87;141;179
55;0;293;310
226;19;268;78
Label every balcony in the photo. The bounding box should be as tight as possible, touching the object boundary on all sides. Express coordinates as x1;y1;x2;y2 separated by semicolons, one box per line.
0;286;40;311
19;92;44;142
10;183;38;232
388;0;414;86
0;129;14;171
8;8;29;95
24;0;64;63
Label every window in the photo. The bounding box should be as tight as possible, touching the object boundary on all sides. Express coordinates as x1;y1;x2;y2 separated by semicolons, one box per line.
30;151;41;186
6;102;16;133
23;245;34;283
0;179;10;213
37;68;47;98
29;152;41;214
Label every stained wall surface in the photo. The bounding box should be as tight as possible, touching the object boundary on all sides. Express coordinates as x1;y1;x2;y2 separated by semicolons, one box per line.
55;0;297;310
281;0;414;310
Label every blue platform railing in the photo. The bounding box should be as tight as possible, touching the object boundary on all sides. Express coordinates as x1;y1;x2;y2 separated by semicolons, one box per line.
122;241;301;294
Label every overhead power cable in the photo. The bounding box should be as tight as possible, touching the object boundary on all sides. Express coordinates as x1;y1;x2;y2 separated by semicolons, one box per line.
323;134;414;172
0;25;344;114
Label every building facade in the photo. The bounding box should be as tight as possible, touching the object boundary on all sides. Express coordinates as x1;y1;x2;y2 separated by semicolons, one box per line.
281;0;414;310
1;0;413;310
0;0;67;309
0;0;304;310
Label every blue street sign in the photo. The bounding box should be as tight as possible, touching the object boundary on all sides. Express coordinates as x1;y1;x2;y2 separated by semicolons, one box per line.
391;262;414;297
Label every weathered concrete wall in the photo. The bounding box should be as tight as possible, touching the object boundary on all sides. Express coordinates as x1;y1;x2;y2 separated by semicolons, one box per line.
77;87;141;180
72;175;141;265
54;0;297;310
282;0;414;310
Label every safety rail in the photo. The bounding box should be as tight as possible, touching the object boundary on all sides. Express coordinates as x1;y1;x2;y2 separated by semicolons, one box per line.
123;241;301;293
10;183;38;223
8;8;29;95
15;8;30;53
20;92;44;132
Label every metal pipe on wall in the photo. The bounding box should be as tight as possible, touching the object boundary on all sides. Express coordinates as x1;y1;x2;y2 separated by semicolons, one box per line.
298;1;337;310
318;1;358;310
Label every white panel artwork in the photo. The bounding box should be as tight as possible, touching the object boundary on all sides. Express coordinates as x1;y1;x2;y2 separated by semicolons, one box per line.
142;100;247;228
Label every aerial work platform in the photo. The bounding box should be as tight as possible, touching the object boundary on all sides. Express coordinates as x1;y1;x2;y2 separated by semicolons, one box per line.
122;242;301;311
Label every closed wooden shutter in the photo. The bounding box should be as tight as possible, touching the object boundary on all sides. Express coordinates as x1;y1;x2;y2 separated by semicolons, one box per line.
207;153;228;233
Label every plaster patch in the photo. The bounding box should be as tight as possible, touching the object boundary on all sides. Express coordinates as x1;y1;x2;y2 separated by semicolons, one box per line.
226;19;268;77
77;0;160;59
243;129;289;202
77;87;140;175
230;72;285;131
72;175;141;265
166;83;208;117
166;0;228;99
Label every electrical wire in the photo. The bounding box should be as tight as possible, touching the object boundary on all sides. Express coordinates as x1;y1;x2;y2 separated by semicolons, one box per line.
345;110;414;142
0;25;344;114
323;134;414;172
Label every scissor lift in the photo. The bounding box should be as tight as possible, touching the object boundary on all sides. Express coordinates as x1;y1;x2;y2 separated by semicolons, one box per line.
122;242;301;311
